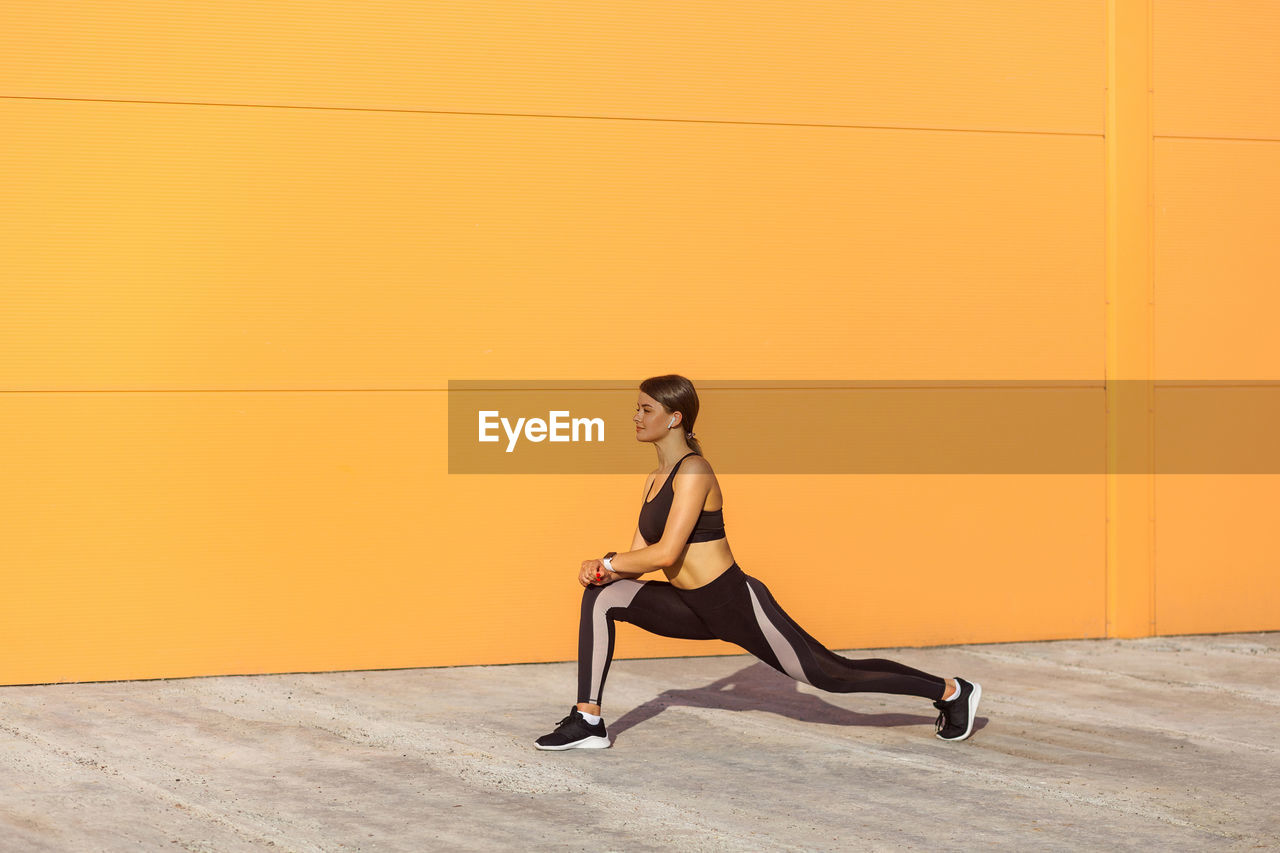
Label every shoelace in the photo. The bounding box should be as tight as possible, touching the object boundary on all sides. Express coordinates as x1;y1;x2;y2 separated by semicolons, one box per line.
933;700;949;734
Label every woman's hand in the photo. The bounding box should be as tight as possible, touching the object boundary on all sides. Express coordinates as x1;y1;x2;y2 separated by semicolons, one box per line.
579;559;613;588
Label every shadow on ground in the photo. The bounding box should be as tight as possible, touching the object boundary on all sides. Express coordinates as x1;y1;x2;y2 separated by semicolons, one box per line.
608;661;989;743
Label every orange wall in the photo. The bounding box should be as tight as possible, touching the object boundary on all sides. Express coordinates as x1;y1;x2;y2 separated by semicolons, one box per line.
1150;1;1280;634
0;1;1274;685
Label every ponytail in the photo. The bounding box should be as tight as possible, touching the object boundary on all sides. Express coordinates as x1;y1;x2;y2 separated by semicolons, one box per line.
640;374;703;455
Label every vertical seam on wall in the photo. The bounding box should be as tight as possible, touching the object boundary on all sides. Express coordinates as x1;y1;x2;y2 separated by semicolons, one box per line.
1104;0;1156;640
1104;0;1117;639
1146;0;1158;636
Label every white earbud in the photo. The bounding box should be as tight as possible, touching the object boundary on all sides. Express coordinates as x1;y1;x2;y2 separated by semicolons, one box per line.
666;416;676;428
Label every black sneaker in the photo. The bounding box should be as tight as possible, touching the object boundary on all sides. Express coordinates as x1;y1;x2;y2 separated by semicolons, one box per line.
933;677;982;741
534;707;611;751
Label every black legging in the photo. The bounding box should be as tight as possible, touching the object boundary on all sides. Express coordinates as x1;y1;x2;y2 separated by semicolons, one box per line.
578;562;947;706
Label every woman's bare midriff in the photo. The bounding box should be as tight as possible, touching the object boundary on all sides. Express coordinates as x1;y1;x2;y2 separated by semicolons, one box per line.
663;538;735;590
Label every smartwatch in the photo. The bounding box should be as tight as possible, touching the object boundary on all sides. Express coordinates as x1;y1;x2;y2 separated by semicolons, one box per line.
602;551;617;573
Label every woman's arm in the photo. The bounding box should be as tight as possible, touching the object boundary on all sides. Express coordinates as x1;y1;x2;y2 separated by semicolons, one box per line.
605;527;650;580
599;458;715;578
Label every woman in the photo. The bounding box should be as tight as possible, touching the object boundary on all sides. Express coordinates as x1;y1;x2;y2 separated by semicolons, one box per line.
535;374;982;750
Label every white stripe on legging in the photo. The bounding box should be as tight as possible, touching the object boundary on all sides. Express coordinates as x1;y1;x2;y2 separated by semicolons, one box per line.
590;580;645;701
746;582;811;685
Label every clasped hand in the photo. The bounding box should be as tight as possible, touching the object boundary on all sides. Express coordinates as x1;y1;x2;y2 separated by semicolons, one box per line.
579;559;616;588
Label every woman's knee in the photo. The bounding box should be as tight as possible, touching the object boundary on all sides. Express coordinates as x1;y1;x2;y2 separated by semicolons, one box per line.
580;584;605;611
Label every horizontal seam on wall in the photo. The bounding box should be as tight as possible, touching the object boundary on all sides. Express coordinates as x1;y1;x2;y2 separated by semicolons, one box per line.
0;94;1103;138
1154;134;1280;144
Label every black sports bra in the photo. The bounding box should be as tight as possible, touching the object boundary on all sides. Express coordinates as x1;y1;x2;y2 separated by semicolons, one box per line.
637;452;726;545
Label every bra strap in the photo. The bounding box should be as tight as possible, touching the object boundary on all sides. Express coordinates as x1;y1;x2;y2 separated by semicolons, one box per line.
670;451;697;477
655;452;699;499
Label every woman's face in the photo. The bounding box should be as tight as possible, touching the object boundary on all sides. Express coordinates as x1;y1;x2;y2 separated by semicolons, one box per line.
633;392;673;442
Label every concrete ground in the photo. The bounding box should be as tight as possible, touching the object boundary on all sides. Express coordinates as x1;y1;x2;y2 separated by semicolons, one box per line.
1;634;1277;852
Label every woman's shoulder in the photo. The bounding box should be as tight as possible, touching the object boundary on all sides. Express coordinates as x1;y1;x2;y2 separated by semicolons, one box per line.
676;453;715;475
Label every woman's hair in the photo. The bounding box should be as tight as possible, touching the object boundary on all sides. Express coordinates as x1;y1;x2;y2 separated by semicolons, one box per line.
639;374;702;455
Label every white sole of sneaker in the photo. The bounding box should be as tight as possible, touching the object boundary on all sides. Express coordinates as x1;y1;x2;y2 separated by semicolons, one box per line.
534;735;612;751
936;681;982;741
